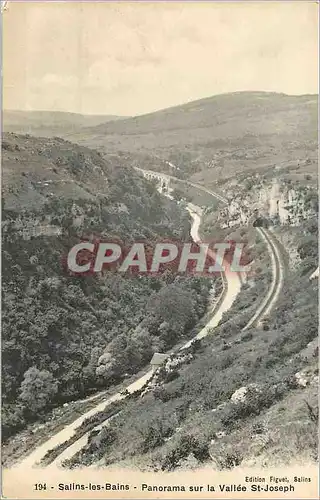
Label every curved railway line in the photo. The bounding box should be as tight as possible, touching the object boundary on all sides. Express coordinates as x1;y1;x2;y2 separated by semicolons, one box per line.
136;168;284;329
242;226;284;330
8;168;284;470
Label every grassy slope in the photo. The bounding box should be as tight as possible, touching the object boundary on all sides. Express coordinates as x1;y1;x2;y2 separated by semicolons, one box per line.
68;223;318;471
68;91;318;183
3;110;127;138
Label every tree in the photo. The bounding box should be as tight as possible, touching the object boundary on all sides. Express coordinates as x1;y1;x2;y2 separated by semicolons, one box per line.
147;284;195;335
83;346;104;383
172;188;191;202
18;367;58;413
130;327;153;365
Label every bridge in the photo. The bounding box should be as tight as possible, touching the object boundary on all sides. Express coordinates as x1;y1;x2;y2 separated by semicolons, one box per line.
14;165;286;471
134;167;228;204
134;167;170;193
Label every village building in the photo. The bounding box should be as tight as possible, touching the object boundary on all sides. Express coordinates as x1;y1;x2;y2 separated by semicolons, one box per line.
150;353;168;370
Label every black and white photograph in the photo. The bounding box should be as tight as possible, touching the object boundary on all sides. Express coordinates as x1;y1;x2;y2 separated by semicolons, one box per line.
2;1;318;498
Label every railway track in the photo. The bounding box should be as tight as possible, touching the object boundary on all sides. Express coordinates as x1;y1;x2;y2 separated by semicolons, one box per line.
134;167;229;205
243;226;283;330
46;222;283;468
11;201;241;470
136;168;284;328
9;169;283;470
135;167;284;330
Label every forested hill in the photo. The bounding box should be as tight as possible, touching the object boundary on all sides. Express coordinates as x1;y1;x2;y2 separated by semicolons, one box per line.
2;133;211;439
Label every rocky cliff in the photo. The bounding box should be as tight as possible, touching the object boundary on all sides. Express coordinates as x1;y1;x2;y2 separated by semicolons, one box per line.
217;177;317;229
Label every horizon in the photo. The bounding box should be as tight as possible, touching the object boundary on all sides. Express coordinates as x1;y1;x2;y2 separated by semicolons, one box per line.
3;89;319;120
3;2;318;116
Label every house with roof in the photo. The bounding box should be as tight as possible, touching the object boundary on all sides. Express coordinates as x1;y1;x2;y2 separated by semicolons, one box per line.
150;352;168;370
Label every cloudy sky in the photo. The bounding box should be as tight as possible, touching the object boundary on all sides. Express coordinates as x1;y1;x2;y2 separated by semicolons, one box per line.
3;1;318;116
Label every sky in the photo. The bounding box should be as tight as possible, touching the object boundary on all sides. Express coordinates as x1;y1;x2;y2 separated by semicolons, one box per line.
3;1;319;116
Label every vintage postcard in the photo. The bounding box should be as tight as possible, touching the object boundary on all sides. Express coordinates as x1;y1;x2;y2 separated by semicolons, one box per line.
1;1;318;499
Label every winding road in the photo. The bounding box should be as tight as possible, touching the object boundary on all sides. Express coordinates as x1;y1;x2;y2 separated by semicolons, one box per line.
9;169;284;470
11;202;241;470
137;167;284;330
44;208;242;468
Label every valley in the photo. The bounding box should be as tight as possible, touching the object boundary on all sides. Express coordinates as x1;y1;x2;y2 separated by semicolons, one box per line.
2;91;318;473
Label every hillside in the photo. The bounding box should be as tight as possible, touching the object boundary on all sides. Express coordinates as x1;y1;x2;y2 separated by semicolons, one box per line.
69;92;318;183
2;110;126;138
65;202;318;472
2;133;212;441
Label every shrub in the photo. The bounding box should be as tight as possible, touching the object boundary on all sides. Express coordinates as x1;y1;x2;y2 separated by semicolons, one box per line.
164;370;180;383
220;451;243;469
161;434;210;470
